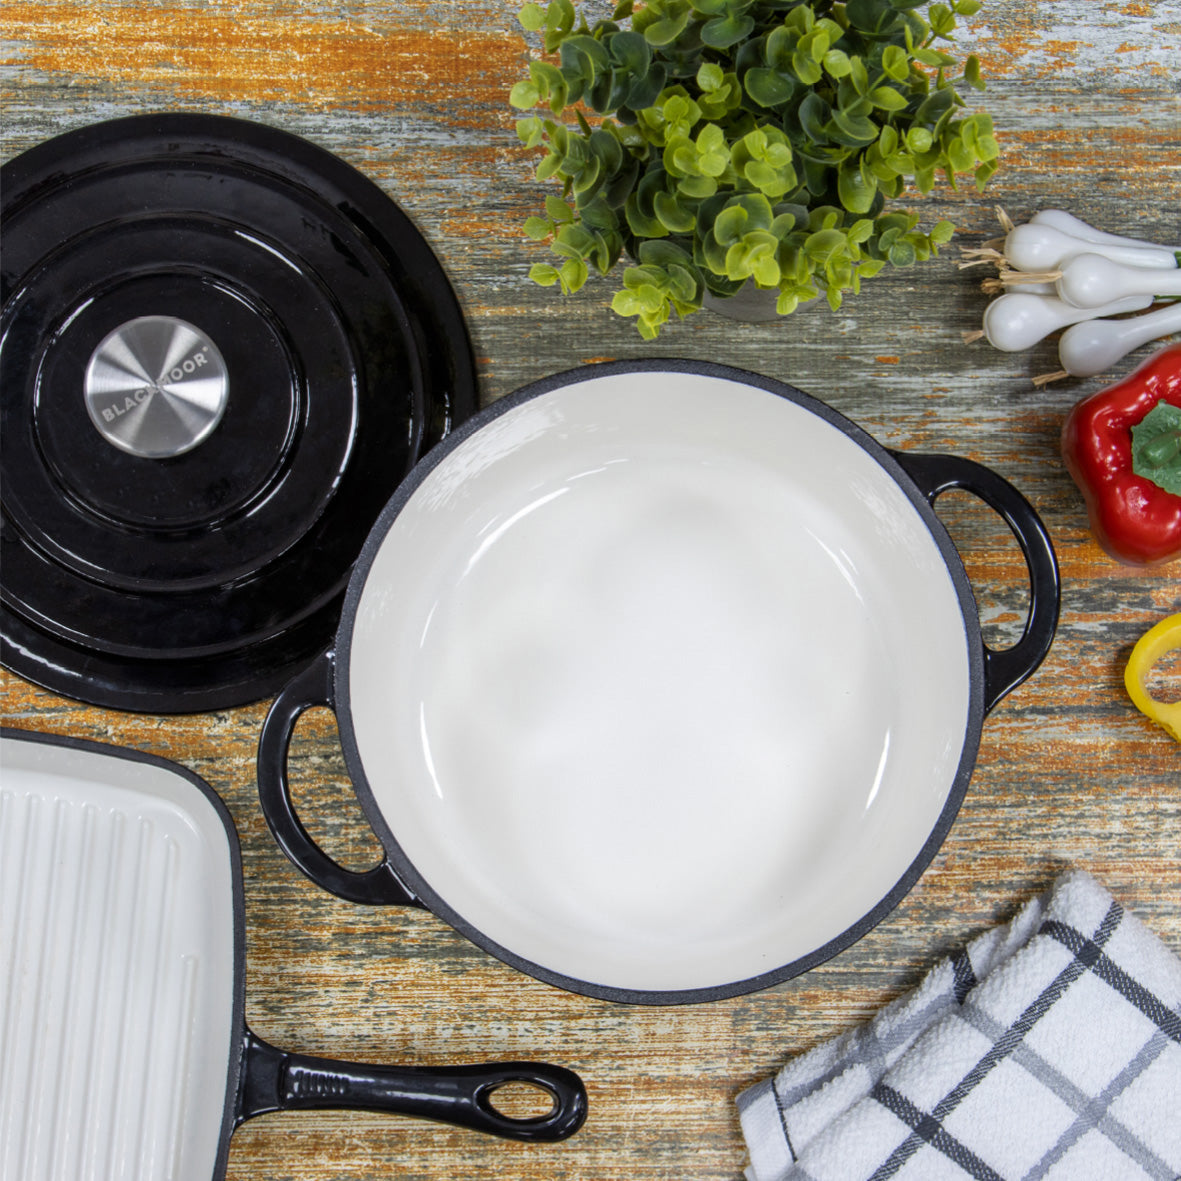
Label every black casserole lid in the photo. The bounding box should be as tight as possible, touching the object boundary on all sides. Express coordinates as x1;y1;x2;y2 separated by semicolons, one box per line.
0;113;477;712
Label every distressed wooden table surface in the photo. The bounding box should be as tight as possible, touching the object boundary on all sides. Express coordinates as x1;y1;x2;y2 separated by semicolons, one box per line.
2;3;1179;1179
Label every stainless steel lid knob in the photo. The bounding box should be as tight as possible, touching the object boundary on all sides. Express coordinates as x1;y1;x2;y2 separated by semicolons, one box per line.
84;315;229;458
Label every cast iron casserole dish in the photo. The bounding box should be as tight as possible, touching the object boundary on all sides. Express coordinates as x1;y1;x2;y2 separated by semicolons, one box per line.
257;360;1060;1005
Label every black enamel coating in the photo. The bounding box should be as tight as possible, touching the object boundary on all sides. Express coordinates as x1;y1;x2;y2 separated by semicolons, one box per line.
256;359;1061;1006
889;449;1060;713
0;727;588;1179
236;1029;586;1142
256;650;422;907
0;113;477;713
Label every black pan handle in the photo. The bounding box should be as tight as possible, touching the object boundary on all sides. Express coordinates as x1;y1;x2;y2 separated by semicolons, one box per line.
257;650;420;906
890;450;1060;714
236;1028;588;1142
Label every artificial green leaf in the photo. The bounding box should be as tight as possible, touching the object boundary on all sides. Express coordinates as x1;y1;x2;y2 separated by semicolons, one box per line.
529;60;569;112
881;44;910;82
963;53;985;91
946;136;974;173
608;29;652;71
731;191;775;228
912;46;956;67
713;203;749;245
625;194;669;237
846;217;875;245
914;85;954;123
561;34;610;78
697;60;725;91
828;107;879;145
543;0;576;49
792;50;823;85
516;116;546;148
799;92;831;143
974;159;998;191
590;127;625;174
530;262;562;286
745;160;791;196
823;49;852;78
519;3;546;31
848;55;870;96
680;173;720;197
654;189;697;231
667;261;700;302
800;27;831;63
804;227;845;264
702;13;756;47
905;125;933;153
524;215;552;240
976;132;1000;161
751;253;780;286
929;219;955;245
845;0;890;32
535;151;563;182
558;256;589;291
622;263;665;290
837;165;876;212
870;85;908;112
552;222;598;258
625;63;668;109
745;67;795;107
639;238;695;268
639;8;693;45
510;80;541;109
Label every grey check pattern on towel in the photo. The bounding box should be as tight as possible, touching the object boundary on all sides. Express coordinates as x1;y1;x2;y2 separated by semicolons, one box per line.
737;870;1181;1181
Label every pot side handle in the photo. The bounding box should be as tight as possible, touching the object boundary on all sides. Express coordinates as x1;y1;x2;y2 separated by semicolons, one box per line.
256;649;420;906
236;1028;589;1142
889;450;1061;714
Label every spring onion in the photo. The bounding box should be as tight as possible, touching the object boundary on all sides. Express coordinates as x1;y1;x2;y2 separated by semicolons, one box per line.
983;291;1152;352
1057;302;1181;378
967;209;1181;380
1031;209;1180;256
1056;253;1181;309
1003;222;1177;273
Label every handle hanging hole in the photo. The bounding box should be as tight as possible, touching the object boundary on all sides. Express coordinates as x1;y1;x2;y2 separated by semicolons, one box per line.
932;488;1031;652
483;1080;561;1123
288;705;384;871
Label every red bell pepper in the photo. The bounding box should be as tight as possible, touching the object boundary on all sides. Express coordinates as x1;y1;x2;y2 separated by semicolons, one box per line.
1061;342;1181;566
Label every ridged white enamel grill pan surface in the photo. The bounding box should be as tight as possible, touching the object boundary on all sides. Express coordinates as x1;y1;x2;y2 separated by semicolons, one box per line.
0;737;235;1181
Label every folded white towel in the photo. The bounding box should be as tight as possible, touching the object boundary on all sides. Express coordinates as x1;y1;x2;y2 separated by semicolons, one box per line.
737;870;1181;1181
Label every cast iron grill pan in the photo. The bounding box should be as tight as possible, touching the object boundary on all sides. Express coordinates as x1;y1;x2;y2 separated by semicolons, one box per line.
0;729;586;1181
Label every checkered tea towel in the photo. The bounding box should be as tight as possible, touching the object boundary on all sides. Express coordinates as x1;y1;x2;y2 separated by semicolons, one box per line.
737;870;1181;1181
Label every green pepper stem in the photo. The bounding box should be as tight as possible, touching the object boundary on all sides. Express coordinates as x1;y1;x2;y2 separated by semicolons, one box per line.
1142;429;1181;467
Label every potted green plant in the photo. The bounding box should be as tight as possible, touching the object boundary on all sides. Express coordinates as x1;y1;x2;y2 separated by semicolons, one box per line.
510;0;998;338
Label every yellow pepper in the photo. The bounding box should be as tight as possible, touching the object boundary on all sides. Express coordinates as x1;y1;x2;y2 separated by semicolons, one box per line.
1125;613;1181;742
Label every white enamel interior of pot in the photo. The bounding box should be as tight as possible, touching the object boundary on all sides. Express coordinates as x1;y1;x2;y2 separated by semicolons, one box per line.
0;737;235;1181
348;370;971;993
